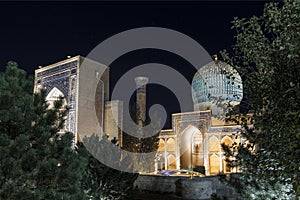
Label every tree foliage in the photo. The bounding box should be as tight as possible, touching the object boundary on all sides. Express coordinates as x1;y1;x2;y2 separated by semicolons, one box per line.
0;62;86;199
80;134;138;200
221;0;300;198
0;62;142;199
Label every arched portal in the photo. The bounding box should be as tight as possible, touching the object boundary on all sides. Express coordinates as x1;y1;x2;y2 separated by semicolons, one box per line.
180;125;202;169
46;87;66;108
46;87;67;133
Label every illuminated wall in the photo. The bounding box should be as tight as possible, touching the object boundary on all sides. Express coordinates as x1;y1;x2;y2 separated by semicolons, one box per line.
34;56;110;142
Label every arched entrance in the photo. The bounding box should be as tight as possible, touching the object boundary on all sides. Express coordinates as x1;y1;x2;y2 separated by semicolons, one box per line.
46;87;67;133
180;125;203;169
46;87;66;108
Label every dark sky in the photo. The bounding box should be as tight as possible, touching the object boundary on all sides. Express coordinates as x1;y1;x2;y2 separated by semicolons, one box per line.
0;1;267;127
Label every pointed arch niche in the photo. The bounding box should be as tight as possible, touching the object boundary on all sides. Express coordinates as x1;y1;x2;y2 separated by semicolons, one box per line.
221;136;234;173
167;154;176;169
208;136;220;152
209;154;220;174
45;87;67;133
180;125;203;169
46;87;66;109
166;138;175;152
158;139;165;152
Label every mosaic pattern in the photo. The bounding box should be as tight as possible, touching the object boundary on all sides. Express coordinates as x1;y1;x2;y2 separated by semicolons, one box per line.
36;60;78;139
68;75;77;137
37;60;77;78
208;126;241;133
42;71;70;98
172;111;211;134
192;61;243;104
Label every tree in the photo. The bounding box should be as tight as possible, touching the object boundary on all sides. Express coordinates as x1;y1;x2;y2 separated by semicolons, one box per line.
80;134;138;200
220;0;300;198
0;62;87;199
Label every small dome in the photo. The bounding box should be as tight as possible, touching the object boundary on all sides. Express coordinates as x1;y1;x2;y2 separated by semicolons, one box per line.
191;61;243;114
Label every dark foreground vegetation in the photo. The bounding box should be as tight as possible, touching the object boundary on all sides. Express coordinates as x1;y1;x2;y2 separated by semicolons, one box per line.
0;62;137;199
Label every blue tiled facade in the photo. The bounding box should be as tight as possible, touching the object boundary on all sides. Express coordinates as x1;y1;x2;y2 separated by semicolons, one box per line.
35;60;78;140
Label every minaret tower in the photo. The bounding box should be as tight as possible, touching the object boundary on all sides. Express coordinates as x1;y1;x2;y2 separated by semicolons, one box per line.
134;76;148;126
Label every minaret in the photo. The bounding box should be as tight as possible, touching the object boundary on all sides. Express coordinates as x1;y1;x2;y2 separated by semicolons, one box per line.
134;76;148;126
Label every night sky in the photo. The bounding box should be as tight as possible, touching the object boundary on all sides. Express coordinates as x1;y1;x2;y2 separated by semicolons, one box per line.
0;1;267;127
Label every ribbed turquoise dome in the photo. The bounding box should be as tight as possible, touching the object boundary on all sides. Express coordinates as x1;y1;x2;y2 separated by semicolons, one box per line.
192;61;243;112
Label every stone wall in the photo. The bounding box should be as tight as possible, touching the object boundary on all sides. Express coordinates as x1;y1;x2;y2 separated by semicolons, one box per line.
134;174;242;200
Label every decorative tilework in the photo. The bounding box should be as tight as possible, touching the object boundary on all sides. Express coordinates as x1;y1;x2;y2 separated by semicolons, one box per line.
208;126;241;133
42;71;70;98
37;60;77;78
35;60;78;140
192;61;243;104
69;111;76;134
68;75;77;137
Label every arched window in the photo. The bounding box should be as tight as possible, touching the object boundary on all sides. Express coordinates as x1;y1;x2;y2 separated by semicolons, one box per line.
208;136;220;152
221;136;233;150
158;139;165;152
210;154;220;174
166;138;175;152
167;154;176;169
